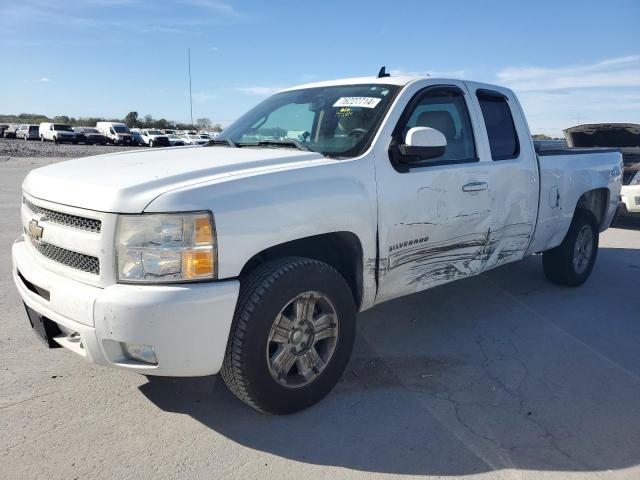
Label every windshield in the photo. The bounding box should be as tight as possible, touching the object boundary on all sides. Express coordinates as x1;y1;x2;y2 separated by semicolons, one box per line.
219;84;400;157
113;125;130;133
53;124;73;131
147;130;163;135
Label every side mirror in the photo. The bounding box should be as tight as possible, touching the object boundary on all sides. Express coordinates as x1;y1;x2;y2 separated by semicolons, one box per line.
398;127;446;160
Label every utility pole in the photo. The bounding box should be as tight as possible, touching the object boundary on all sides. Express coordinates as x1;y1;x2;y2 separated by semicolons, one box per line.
188;48;193;127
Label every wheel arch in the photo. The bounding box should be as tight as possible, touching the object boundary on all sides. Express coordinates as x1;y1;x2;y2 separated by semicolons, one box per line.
239;231;365;309
575;188;609;231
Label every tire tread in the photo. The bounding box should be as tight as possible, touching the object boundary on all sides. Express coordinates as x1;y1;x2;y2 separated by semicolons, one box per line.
220;257;341;413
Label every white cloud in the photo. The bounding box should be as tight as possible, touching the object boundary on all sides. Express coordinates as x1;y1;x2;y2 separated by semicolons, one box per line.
236;86;282;96
39;77;52;82
180;0;237;16
390;68;471;79
497;55;640;91
494;55;640;136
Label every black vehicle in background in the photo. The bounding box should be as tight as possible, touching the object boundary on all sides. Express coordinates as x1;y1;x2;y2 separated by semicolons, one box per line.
73;127;107;145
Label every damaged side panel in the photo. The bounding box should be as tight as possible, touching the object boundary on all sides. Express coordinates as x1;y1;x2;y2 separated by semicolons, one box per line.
374;162;493;303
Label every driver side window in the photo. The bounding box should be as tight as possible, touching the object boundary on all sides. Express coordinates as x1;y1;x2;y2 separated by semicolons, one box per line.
398;88;477;163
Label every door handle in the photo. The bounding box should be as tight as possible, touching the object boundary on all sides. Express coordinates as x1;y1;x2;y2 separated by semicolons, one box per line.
462;182;488;192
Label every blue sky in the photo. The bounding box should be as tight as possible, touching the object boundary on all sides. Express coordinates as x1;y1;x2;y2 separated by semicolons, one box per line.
0;0;638;135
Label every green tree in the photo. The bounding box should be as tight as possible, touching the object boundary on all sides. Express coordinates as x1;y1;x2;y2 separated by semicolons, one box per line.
196;117;212;130
211;123;223;133
125;111;139;127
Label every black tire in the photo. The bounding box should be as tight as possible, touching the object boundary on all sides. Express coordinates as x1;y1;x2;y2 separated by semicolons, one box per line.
53;136;58;145
221;257;357;414
542;209;599;287
149;140;154;148
41;136;45;142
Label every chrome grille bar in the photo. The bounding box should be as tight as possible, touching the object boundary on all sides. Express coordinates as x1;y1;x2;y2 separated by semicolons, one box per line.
23;197;102;233
27;235;100;275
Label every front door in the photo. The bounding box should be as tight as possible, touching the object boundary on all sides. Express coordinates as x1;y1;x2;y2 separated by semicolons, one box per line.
374;83;492;303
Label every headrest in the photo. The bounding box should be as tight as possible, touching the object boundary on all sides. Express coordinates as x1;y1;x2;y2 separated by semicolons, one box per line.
416;111;456;139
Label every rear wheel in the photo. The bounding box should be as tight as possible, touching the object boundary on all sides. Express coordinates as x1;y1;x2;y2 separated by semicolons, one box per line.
543;209;599;287
221;257;356;414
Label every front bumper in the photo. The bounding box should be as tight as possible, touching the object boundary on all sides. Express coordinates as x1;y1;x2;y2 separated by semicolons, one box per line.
621;184;640;214
12;236;239;376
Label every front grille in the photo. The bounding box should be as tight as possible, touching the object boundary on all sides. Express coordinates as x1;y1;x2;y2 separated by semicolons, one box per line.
23;198;102;233
28;236;100;275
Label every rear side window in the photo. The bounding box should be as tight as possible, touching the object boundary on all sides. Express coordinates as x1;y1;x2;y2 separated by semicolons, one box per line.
477;90;519;160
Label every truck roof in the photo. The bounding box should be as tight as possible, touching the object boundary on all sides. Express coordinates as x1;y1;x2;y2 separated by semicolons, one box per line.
281;75;431;92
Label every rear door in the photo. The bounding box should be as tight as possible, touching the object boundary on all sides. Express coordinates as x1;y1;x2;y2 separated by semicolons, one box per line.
465;83;538;269
374;81;492;303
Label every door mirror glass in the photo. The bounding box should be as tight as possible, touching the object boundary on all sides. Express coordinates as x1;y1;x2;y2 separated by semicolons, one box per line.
399;127;447;160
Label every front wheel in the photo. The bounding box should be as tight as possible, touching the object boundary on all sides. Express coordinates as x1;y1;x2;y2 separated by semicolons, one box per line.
148;140;154;148
543;209;599;287
221;257;356;414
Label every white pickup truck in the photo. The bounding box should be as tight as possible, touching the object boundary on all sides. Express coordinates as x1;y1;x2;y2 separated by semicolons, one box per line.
12;72;623;414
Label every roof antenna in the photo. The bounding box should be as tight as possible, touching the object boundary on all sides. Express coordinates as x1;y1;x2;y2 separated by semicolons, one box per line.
377;66;391;78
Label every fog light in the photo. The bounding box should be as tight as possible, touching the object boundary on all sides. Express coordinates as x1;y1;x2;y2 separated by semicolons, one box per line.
121;342;157;364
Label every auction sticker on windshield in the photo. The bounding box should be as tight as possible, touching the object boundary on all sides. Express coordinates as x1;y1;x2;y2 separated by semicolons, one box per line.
333;97;382;108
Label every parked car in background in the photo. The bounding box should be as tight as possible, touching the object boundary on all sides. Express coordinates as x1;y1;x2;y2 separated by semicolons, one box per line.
39;123;76;144
139;129;171;147
0;124;9;137
96;122;134;145
13;74;622;415
73;127;107;145
130;129;144;146
564;123;640;215
3;124;19;138
16;124;40;140
180;133;209;145
163;129;176;135
166;134;185;146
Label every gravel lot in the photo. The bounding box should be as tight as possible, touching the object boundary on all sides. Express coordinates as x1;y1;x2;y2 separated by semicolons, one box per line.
0;137;139;160
1;154;639;480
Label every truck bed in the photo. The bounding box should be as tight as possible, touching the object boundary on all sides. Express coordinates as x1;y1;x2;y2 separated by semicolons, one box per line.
526;148;623;255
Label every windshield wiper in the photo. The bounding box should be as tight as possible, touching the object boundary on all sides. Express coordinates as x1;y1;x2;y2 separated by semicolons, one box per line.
238;139;312;152
207;138;239;148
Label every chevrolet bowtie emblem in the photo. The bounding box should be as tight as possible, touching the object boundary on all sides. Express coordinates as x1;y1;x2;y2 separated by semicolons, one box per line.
28;219;44;241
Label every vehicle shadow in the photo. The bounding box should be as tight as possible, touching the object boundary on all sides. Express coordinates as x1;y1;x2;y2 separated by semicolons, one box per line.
613;214;640;230
140;247;640;476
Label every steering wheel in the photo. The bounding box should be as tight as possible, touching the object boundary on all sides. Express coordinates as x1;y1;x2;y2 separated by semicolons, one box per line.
347;128;368;137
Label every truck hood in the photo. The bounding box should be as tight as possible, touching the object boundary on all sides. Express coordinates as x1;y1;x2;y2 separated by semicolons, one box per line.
23;146;327;213
564;123;640;160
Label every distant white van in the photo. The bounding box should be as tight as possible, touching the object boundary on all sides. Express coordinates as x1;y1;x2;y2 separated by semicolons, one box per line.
39;122;77;144
96;122;134;145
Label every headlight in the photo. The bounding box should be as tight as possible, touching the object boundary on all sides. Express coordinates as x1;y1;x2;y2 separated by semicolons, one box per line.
630;172;640;186
116;212;216;283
